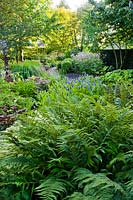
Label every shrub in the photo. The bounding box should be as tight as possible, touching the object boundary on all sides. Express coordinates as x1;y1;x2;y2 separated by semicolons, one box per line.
57;52;104;75
71;52;104;75
73;58;103;75
60;58;74;74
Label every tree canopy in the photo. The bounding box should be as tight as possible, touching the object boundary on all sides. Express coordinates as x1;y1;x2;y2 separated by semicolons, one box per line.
80;0;133;68
0;0;52;61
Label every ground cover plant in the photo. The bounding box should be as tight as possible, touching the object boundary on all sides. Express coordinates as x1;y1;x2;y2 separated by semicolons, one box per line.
101;69;133;83
0;78;37;131
0;70;56;132
0;72;132;200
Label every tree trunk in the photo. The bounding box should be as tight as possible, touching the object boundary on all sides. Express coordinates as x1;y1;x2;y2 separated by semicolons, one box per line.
3;54;12;82
105;33;119;69
19;48;24;62
119;47;127;70
80;31;84;52
121;48;127;69
113;49;119;70
119;48;123;69
116;43;123;69
16;49;19;63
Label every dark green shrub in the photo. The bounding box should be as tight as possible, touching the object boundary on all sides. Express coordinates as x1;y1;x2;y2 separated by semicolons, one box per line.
60;58;73;74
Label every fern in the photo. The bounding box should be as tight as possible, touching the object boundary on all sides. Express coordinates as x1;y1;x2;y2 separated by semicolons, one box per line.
36;177;67;200
65;192;95;200
73;168;128;200
108;151;133;168
126;180;133;199
0;78;132;199
56;130;99;169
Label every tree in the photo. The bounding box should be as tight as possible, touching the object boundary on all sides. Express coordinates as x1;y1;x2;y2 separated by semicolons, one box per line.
57;0;70;9
77;2;98;52
0;0;51;62
43;7;80;54
82;0;133;68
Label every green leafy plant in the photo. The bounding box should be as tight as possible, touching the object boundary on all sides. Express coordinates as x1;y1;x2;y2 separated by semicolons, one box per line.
59;58;73;74
0;77;132;199
101;69;133;83
36;177;67;200
73;57;103;75
10;60;43;79
70;52;104;75
72;168;128;200
11;80;37;98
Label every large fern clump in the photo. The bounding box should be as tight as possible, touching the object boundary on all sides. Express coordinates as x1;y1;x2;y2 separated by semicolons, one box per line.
0;76;132;199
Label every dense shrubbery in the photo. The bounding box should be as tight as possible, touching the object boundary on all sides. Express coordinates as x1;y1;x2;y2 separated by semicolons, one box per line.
57;52;104;75
73;58;103;75
0;72;132;200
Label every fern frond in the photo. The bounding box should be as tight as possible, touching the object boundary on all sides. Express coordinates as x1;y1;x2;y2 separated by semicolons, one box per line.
126;180;133;199
73;168;93;183
107;151;133;181
114;168;133;183
65;192;96;200
36;177;67;200
73;168;127;200
57;132;90;167
108;153;126;167
0;155;41;176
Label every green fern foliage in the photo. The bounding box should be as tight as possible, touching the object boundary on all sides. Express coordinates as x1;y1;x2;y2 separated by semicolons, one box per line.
36;177;67;200
65;192;95;200
0;76;132;199
126;180;133;199
74;168;127;200
56;131;92;168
